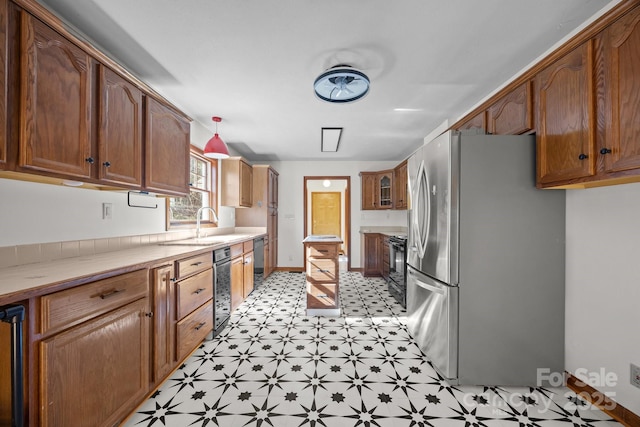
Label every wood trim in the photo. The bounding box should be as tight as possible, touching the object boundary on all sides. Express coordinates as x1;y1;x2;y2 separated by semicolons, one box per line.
566;372;640;427
453;0;640;131
274;267;304;273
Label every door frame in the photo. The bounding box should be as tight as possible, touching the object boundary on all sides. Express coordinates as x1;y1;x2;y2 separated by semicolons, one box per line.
303;176;351;272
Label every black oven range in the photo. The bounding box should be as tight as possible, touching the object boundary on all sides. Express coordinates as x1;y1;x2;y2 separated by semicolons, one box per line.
387;235;407;307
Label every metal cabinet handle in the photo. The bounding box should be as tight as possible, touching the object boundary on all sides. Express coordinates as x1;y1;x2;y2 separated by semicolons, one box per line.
600;148;612;155
85;157;95;164
578;153;588;160
194;322;206;331
317;249;328;253
98;289;124;299
103;161;111;167
317;269;330;273
190;261;203;266
316;294;329;298
145;312;154;318
193;288;206;294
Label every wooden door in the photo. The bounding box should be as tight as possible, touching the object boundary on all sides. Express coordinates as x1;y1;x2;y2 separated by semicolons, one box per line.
145;97;190;196
230;256;244;312
243;251;254;298
0;0;7;170
19;13;93;178
601;5;640;173
536;41;595;185
360;172;377;210
487;81;534;135
98;65;143;188
151;264;175;384
311;192;341;236
393;161;408;209
240;160;253;207
40;298;149;427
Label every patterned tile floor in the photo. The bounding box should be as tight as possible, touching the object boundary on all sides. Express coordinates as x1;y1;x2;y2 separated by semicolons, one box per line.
124;272;618;427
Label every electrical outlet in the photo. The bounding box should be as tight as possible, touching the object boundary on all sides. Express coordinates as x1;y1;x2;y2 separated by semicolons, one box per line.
631;363;640;389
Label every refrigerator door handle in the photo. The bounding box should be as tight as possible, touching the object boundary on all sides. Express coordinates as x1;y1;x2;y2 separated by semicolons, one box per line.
409;270;446;295
413;159;430;259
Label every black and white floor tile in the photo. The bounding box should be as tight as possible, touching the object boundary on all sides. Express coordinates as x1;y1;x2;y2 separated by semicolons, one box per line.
124;272;618;427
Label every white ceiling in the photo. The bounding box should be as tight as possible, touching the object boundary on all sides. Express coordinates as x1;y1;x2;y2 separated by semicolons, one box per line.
38;0;617;162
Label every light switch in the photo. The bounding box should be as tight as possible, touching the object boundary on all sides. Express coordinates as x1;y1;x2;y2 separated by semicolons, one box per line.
102;203;113;220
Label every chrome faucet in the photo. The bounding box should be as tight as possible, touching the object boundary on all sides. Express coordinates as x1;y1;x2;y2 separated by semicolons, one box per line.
196;207;219;239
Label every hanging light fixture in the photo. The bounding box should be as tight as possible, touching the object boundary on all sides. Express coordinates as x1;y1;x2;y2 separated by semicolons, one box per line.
203;116;230;159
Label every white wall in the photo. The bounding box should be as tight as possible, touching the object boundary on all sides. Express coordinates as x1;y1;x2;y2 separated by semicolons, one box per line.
270;160;408;269
565;182;640;414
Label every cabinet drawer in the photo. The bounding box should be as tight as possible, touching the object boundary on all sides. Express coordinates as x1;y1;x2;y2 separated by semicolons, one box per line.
176;268;213;320
307;244;337;258
307;258;337;281
40;269;148;335
175;252;212;280
307;283;337;308
243;240;253;253
176;301;213;360
230;243;243;258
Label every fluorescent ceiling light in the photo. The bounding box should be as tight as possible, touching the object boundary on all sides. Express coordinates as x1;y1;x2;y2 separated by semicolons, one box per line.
394;108;423;112
321;128;342;152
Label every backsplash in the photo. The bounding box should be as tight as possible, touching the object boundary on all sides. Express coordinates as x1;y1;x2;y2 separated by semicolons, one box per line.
0;227;264;269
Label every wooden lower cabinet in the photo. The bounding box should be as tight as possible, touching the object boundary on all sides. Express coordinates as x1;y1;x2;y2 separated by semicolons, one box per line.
40;297;149;427
230;241;254;311
303;238;341;312
151;264;175;383
362;233;382;277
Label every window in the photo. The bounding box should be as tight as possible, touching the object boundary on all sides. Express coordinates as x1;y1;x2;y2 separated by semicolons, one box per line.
167;149;218;229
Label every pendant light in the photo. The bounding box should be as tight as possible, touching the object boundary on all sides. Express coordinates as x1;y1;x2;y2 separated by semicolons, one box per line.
203;116;230;159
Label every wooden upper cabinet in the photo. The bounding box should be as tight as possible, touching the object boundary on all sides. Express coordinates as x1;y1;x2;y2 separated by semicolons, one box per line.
535;41;596;186
221;157;253;207
98;65;143;188
268;167;278;208
600;5;640;173
0;0;7;171
393;160;408;210
377;171;393;209
456;111;486;132
487;81;534;135
19;13;93;178
144;96;190;196
360;172;377;210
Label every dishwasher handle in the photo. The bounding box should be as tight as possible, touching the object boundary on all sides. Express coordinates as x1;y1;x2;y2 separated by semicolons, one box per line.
0;304;25;427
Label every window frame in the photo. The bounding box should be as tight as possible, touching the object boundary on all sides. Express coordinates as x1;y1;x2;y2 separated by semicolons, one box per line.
166;147;218;230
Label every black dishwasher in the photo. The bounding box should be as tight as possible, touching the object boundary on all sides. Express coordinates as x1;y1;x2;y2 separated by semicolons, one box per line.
213;247;231;336
253;237;264;289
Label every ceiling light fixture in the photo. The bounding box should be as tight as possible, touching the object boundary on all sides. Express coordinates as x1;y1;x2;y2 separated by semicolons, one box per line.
321;128;342;152
323;180;331;188
314;65;370;103
203;116;230;159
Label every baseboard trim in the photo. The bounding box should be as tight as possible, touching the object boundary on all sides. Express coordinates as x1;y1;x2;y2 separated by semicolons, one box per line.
566;372;640;427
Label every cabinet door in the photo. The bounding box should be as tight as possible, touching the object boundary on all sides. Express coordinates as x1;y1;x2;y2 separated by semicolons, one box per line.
230;256;244;312
145;97;190;196
393;161;408;209
152;264;175;384
456;111;486;131
377;171;393;209
240;160;253;207
601;5;640;173
243;251;254;298
363;233;380;277
19;13;93;178
536;41;595;185
268;207;278;275
487;81;534;135
98;65;143;187
360;172;377;210
40;298;149;427
0;0;7;170
268;168;278;208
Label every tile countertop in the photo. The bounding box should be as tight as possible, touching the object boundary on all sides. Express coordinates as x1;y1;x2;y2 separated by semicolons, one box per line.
0;232;266;306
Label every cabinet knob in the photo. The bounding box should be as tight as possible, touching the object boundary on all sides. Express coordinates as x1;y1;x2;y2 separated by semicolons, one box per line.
600;148;612;155
578;153;588;160
145;312;154;318
85;157;95;164
103;161;111;167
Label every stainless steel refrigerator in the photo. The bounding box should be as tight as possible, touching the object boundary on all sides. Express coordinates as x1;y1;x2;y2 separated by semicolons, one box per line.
406;130;565;386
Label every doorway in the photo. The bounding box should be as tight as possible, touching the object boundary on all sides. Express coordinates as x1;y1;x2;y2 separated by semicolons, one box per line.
303;176;351;271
